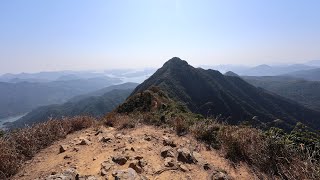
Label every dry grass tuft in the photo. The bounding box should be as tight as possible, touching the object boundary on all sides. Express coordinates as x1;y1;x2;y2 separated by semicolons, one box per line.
103;112;136;129
218;125;320;179
173;116;189;136
190;120;220;148
110;105;320;179
0;116;96;179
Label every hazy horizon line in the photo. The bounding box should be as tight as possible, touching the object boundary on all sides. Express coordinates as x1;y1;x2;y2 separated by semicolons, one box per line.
1;58;319;75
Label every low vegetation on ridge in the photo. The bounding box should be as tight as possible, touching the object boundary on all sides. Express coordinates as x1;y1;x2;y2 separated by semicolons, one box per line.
0;116;96;178
1;86;319;179
106;87;320;179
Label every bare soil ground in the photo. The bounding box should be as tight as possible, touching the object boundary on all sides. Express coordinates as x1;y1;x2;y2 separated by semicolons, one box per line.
12;125;260;180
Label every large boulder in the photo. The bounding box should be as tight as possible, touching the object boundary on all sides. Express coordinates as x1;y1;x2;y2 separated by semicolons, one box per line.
208;168;232;180
164;157;175;167
162;136;176;147
208;171;232;180
79;175;98;180
99;133;114;143
100;161;113;176
160;146;175;158
112;168;143;180
177;148;194;164
112;155;128;165
76;137;91;145
192;151;205;164
59;145;68;154
45;168;78;180
129;160;143;173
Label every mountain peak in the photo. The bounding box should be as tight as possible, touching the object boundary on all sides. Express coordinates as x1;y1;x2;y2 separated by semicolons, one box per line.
255;64;271;69
132;58;320;130
163;57;189;67
224;71;239;77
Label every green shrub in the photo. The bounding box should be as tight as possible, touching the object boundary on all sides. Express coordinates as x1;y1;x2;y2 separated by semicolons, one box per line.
0;130;4;137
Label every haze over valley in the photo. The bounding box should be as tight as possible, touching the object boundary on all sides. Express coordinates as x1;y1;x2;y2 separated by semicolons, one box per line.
1;1;320;179
2;59;320;130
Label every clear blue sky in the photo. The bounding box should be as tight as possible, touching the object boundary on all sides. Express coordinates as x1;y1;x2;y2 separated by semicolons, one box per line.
1;0;320;73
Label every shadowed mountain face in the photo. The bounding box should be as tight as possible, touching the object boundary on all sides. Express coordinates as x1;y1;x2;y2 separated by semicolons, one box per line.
10;88;134;128
243;76;320;112
0;77;120;119
132;57;320;130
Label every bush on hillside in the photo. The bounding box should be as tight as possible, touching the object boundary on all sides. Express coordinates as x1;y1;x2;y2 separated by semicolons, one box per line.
190;120;220;148
0;130;4;137
114;87;320;179
104;112;136;129
217;125;320;179
173;116;189;135
0;116;96;179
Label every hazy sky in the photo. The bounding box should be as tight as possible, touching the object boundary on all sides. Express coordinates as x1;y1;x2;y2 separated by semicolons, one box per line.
1;0;320;73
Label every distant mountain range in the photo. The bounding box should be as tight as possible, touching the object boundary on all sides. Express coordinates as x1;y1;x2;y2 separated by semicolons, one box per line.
0;71;114;83
0;68;156;84
0;77;120;119
241;64;316;76
305;60;320;67
3;59;320;131
284;68;320;81
132;57;320;130
9;83;138;128
206;60;320;76
0;67;151;120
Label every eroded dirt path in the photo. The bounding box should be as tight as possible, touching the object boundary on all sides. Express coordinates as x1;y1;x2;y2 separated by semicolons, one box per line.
13;125;259;180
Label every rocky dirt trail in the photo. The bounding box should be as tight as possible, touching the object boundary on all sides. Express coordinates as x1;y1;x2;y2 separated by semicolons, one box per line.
12;125;259;180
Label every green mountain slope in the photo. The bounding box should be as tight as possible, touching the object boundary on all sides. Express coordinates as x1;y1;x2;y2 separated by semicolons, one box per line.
10;89;133;128
243;76;320;111
132;57;320;130
69;82;138;102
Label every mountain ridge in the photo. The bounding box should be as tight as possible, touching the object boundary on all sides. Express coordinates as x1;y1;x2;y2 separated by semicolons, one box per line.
8;83;137;128
131;57;320;130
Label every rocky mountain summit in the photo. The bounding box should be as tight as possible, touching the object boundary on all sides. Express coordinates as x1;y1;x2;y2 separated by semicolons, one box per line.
13;125;256;180
132;57;320;130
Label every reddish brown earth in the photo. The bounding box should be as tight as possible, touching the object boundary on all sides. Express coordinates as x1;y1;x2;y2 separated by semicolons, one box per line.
13;125;261;180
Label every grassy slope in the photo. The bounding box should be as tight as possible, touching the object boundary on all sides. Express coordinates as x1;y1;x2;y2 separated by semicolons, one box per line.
243;76;320;111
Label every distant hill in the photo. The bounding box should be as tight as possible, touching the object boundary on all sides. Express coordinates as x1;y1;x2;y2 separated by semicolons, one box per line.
69;82;138;102
132;57;320;130
0;77;120;119
206;64;316;76
202;64;249;74
305;60;320;67
0;71;116;83
224;71;239;77
10;89;133;128
239;64;316;76
0;71;70;82
243;76;320;112
284;68;320;81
